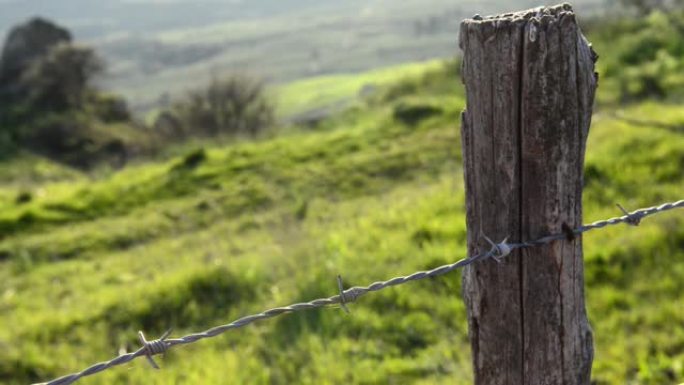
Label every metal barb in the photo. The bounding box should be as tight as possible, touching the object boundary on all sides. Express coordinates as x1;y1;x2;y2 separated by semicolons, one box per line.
35;199;683;385
482;234;511;263
337;275;350;314
616;203;641;226
137;329;171;370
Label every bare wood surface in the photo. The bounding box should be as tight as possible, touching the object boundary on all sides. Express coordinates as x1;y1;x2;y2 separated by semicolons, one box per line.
459;3;597;384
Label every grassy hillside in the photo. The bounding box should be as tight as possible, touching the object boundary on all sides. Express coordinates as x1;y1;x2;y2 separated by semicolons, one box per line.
274;59;446;118
0;53;683;385
2;0;606;114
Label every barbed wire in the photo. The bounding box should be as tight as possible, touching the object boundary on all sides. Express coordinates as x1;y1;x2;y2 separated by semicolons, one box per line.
35;199;683;385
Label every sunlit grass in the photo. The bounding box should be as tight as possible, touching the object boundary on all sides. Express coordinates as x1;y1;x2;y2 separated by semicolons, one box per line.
274;59;444;117
0;59;683;385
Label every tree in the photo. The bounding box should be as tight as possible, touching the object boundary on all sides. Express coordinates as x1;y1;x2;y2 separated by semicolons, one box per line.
20;43;103;111
0;17;72;91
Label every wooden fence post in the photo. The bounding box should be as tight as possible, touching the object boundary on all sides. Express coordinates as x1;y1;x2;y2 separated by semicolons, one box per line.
459;4;597;384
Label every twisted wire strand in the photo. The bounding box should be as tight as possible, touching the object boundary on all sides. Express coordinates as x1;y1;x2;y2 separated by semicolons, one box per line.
36;199;683;385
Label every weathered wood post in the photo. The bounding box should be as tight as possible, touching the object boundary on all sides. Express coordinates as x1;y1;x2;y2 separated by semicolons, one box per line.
459;4;597;384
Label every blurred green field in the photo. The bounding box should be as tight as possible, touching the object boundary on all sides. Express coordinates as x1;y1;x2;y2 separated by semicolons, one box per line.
274;59;445;118
2;29;684;385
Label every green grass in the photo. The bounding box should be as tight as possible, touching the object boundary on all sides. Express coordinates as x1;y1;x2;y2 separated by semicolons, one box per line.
1;57;683;385
274;59;445;117
588;10;684;104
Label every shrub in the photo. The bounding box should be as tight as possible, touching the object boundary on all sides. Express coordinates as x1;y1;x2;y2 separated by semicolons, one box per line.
172;75;274;137
0;130;17;160
591;10;684;102
19;113;128;169
393;102;442;125
15;191;32;204
152;111;184;139
172;148;207;171
89;93;130;122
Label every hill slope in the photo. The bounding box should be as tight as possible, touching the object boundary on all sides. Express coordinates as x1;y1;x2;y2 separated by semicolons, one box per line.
0;0;605;113
0;60;683;385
